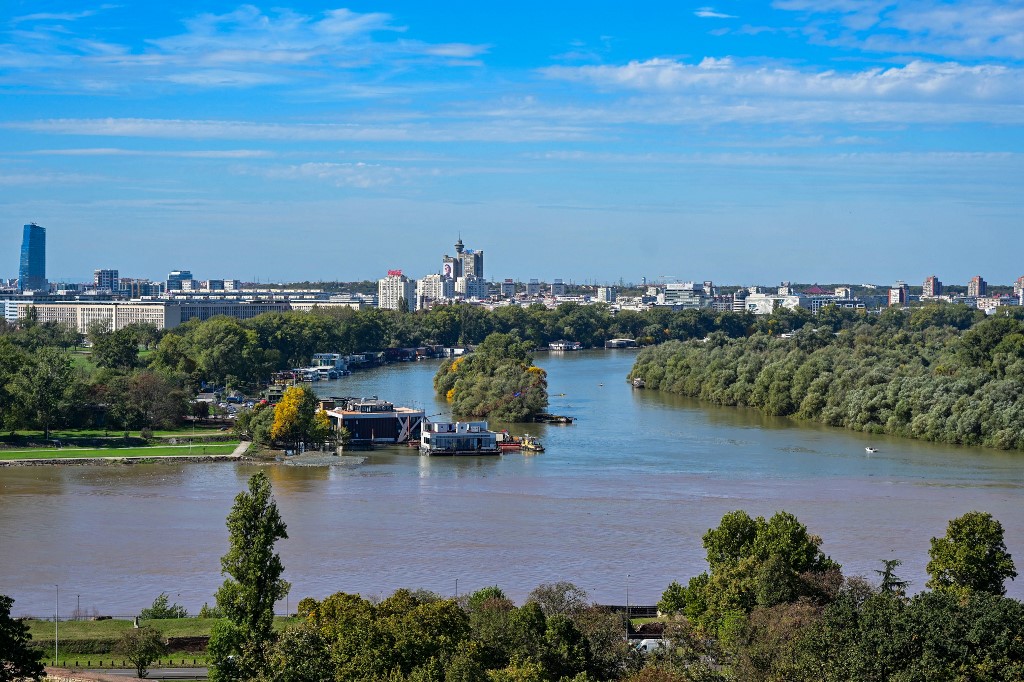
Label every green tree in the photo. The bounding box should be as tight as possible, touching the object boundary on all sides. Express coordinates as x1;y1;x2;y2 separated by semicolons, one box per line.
116;626;167;679
262;622;332;682
527;582;590;619
926;511;1017;595
210;472;290;682
874;559;909;597
657;581;687;616
92;327;140;371
683;510;840;637
539;615;591;681
139;592;188;619
0;594;45;682
10;347;80;439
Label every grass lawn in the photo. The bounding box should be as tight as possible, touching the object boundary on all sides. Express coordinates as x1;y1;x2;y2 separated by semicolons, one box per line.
69;350;96;373
0;443;239;461
31;617;301;665
8;426;226;440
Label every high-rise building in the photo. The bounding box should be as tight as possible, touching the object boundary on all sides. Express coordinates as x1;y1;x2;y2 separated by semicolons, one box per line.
1014;276;1024;299
922;275;942;298
94;269;119;291
500;279;516;298
459;249;484;279
166;270;194;291
442;236;483;281
18;223;46;292
596;286;616;303
888;281;909;306
416;273;454;309
378;270;415;310
550;279;566;296
525;279;541;296
662;282;703;308
968;275;987;297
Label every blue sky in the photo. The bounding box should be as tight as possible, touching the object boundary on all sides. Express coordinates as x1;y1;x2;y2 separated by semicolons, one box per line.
1;1;1023;286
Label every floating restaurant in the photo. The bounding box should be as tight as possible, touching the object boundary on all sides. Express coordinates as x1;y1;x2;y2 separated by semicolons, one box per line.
322;396;425;446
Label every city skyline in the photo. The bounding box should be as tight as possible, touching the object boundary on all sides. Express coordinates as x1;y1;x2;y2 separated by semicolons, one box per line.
2;1;1023;283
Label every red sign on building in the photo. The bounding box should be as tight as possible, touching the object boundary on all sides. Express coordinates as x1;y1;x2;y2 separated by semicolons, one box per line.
387;269;403;276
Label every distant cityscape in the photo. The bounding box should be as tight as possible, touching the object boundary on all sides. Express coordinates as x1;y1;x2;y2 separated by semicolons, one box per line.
4;222;1024;335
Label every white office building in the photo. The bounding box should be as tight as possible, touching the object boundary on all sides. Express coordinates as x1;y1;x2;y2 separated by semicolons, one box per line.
659;282;704;308
417;274;455;309
378;271;416;311
456;276;489;300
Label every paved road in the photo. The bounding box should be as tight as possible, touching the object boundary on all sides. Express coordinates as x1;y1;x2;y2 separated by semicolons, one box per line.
90;668;208;680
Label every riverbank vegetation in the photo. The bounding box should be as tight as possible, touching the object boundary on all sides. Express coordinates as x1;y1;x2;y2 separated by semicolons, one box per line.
629;307;1024;450
0;302;763;441
433;332;549;421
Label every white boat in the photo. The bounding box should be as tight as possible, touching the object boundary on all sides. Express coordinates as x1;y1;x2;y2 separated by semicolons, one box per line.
865;447;878;453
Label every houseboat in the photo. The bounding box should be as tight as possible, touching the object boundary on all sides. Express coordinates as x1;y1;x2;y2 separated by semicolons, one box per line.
324;396;425;447
548;340;583;351
420;421;501;456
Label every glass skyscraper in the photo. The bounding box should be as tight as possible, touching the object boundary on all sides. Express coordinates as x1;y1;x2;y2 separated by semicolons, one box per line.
18;222;46;292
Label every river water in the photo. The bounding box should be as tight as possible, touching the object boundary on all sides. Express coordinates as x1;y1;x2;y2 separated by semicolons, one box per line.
1;350;1022;617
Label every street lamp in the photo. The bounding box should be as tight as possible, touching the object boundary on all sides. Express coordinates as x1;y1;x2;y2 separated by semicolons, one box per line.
76;594;80;621
54;585;58;665
625;574;630;641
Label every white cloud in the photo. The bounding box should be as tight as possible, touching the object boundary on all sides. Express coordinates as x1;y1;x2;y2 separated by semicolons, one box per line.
162;70;287;87
541;58;1024;103
773;0;1024;59
4;117;594;143
0;171;101;185
29;148;274;158
12;9;103;23
237;161;436;188
695;7;738;19
0;5;489;93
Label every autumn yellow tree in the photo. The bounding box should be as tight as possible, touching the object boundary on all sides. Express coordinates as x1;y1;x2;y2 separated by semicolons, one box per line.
270;386;332;450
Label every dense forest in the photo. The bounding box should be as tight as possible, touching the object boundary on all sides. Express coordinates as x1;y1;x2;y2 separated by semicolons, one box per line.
629;304;1024;449
433;332;549;421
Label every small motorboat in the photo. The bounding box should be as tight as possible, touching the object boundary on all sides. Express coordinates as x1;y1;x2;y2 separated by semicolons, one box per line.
865;447;878;454
521;434;545;453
